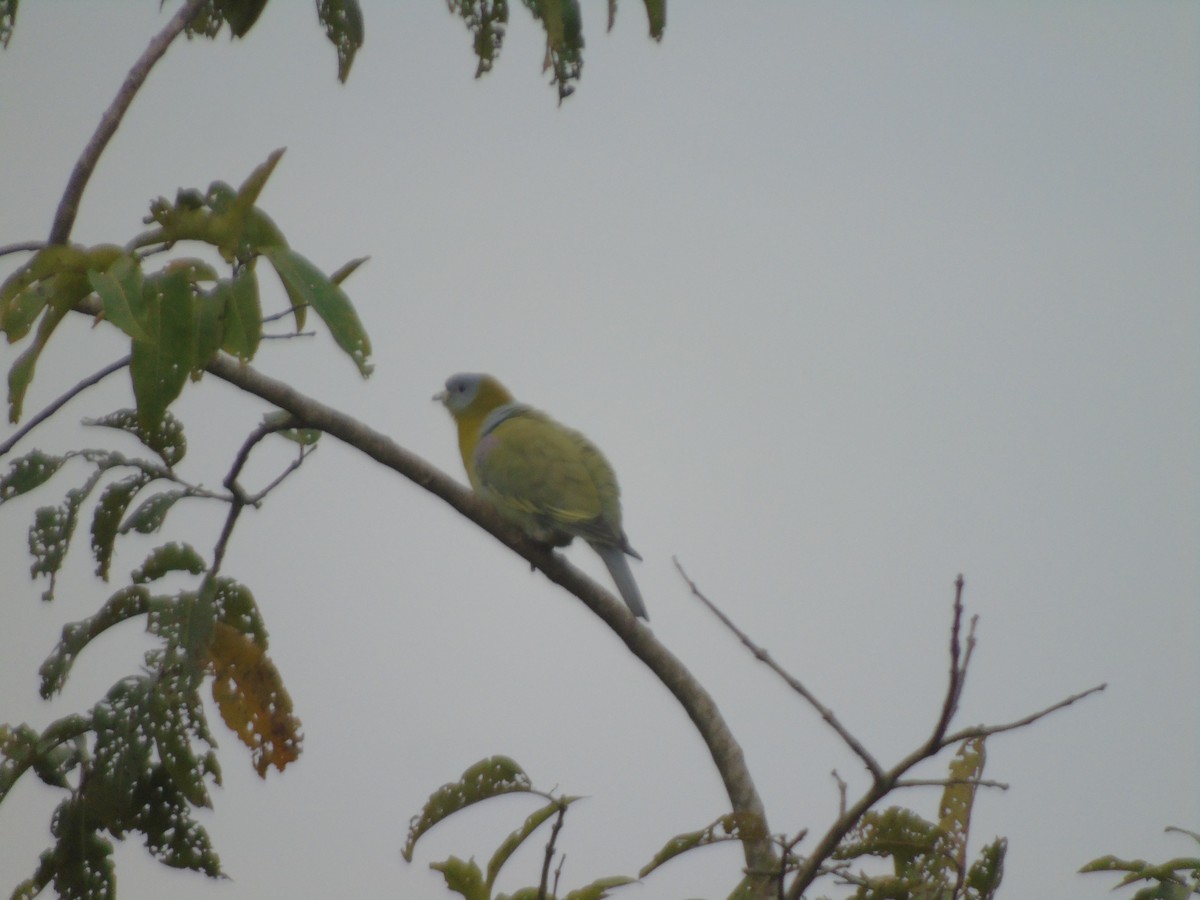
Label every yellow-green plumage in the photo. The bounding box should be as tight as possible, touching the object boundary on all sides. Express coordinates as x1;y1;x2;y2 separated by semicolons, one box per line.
436;373;647;619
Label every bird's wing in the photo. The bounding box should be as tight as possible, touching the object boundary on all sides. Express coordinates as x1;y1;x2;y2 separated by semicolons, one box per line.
475;408;620;544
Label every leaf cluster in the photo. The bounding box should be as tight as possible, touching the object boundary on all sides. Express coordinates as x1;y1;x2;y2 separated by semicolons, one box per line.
403;756;634;899
1081;828;1200;899
1;410;303;898
447;0;665;102
0;151;372;429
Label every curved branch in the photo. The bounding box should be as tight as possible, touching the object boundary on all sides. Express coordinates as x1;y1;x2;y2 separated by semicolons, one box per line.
199;354;779;892
0;356;130;459
48;0;209;245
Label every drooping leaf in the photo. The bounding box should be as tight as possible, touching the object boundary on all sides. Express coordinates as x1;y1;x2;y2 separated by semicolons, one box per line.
45;795;117;900
641;811;767;878
131;542;208;584
91;471;156;579
486;796;581;890
130;270;196;429
7;272;88;423
262;246;372;375
192;279;226;378
523;0;584;102
28;467;106;601
119;489;188;535
403;756;534;861
85;408;187;468
89;254;148;341
207;622;301;777
0;449;65;503
1;0;17;49
641;0;664;40
449;0;510;78
39;586;152;697
211;577;267;646
317;0;364;82
1;277;51;342
965;837;1007;900
129;764;222;875
151;663;218;809
216;267;262;361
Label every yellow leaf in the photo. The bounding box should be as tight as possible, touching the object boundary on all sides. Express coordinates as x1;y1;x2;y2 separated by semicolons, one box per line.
207;622;301;776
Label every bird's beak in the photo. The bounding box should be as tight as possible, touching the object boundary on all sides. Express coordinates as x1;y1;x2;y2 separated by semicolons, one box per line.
432;390;448;404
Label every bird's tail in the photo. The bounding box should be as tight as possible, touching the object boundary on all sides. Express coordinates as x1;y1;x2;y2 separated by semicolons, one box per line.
593;543;648;620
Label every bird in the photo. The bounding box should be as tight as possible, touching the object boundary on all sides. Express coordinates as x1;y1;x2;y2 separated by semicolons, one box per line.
434;373;648;620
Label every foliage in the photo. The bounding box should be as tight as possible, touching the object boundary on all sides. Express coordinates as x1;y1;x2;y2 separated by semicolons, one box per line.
403;756;635;899
0;407;303;897
1081;827;1200;899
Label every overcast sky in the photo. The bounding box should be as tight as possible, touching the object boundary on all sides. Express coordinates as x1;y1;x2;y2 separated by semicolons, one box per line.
1;3;1197;898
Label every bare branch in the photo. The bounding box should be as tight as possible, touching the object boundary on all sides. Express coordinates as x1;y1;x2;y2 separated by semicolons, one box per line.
48;0;209;244
537;800;568;900
0;241;46;258
0;356;130;459
940;683;1107;746
893;777;1010;791
831;770;848;817
675;557;885;782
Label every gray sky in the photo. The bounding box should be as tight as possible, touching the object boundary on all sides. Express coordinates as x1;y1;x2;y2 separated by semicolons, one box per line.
1;3;1197;898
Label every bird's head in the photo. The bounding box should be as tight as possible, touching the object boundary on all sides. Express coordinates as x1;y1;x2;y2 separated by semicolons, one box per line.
434;373;514;420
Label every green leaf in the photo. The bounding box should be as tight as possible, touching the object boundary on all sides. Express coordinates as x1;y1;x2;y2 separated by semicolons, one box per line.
212;577;268;646
262;246;373;376
152;664;218;809
403;756;533;861
45;795;117;900
28;467;105;601
317;0;364;82
120;489;188;535
228;148;285;232
7;271;88;423
640;812;765;878
487;797;580;890
965;837;1007;900
90;471;156;579
221;0;269;38
0;449;66;503
937;737;986;883
39;586;152;697
217;267;262;361
449;0;510;78
1;0;17;49
641;0;665;41
329;255;369;286
193;280;226;378
132;764;223;874
132;542;207;584
130;270;196;429
85;408;187;467
430;856;487;900
89;254;148;341
1;278;51;342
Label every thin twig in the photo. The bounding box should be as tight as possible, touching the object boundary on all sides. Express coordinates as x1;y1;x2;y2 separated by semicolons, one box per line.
893;778;1010;790
675;557;885;782
0;356;130;459
48;0;209;244
831;770;848;817
930;575;966;746
538;800;568;900
0;241;46;258
940;683;1107;746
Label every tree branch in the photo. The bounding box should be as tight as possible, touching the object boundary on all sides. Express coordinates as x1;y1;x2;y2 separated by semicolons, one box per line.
0;356;130;459
675;558;884;782
196;353;780;893
47;0;209;245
